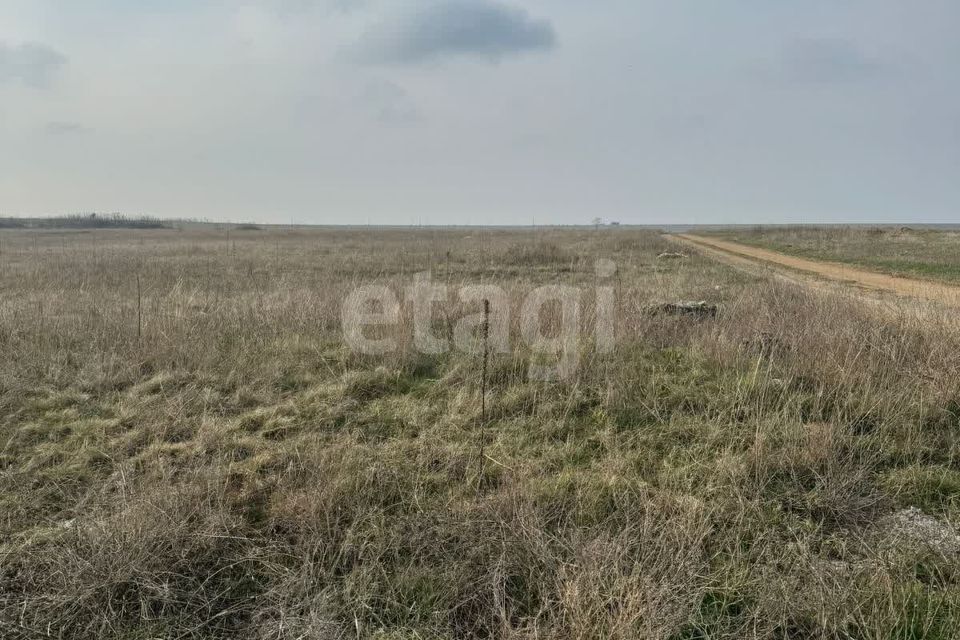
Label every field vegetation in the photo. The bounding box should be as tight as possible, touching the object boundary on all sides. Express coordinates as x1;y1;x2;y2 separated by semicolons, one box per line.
1;227;960;638
709;226;960;284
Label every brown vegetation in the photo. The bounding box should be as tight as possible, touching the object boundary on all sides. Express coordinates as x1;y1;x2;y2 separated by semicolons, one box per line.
0;227;959;638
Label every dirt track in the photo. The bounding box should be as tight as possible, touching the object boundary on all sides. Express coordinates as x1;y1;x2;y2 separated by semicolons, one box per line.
671;234;960;307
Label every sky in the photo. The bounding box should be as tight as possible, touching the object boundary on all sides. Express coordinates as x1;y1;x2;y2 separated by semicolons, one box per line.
1;0;958;225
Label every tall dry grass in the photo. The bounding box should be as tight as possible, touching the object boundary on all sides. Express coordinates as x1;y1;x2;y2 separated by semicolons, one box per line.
0;226;959;638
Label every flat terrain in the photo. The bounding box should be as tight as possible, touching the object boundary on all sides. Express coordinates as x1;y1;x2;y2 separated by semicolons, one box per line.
1;227;960;639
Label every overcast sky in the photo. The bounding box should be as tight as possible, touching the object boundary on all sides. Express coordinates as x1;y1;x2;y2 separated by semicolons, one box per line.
1;1;958;224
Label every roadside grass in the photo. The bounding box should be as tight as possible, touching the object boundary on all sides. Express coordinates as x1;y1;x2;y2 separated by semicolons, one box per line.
0;228;959;637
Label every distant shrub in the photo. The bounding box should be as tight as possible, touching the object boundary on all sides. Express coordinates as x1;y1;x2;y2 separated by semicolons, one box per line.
502;241;568;266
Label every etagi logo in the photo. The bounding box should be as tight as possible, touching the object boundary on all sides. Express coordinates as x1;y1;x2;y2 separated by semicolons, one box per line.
341;260;617;380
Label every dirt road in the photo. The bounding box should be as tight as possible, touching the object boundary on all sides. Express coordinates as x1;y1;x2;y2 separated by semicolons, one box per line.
671;234;960;307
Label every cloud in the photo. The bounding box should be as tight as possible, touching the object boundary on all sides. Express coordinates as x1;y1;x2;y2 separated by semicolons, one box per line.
0;42;67;88
777;37;884;83
358;79;421;124
265;0;369;14
356;0;557;64
43;121;91;136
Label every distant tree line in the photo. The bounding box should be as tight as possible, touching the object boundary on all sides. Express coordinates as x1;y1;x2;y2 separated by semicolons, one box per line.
0;213;173;229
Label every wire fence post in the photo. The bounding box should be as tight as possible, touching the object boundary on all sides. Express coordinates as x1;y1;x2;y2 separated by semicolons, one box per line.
477;299;490;489
137;273;142;346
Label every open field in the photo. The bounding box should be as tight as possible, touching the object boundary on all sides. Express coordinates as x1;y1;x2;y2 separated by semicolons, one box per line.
706;226;960;285
2;227;960;638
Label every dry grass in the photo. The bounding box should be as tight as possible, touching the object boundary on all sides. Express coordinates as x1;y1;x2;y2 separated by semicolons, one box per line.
1;226;959;638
